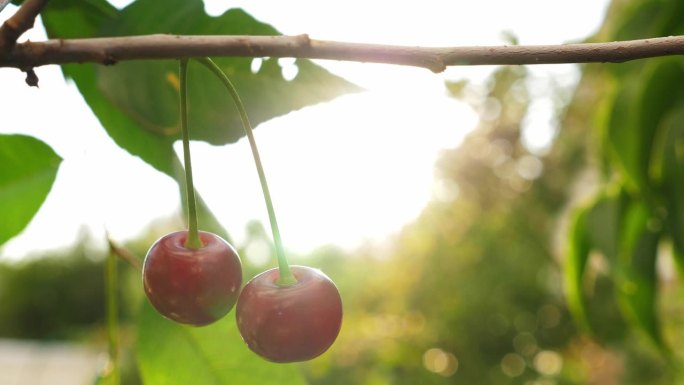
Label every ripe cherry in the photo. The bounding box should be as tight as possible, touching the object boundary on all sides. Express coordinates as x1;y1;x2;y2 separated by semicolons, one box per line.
236;265;343;363
142;230;242;326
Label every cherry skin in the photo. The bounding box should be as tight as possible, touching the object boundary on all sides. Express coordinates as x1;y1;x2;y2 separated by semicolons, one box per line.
236;265;343;363
142;230;242;326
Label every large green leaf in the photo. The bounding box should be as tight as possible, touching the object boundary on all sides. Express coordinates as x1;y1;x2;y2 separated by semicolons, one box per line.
585;189;622;263
614;199;664;348
0;134;62;246
659;107;684;271
564;203;592;332
571;188;664;348
565;190;628;340
137;302;307;385
638;60;684;181
41;0;360;175
605;59;684;195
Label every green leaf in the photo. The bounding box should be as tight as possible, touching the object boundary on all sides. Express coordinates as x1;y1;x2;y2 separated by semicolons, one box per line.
564;189;626;338
584;189;622;263
614;199;664;348
137;302;307;385
638;60;684;178
605;59;684;195
0;134;62;246
40;0;117;39
41;1;180;174
659;107;684;272
612;1;669;41
604;81;643;191
40;0;359;238
564;203;592;332
42;0;360;176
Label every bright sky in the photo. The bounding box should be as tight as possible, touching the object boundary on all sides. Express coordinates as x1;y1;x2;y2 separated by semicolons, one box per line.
0;0;610;260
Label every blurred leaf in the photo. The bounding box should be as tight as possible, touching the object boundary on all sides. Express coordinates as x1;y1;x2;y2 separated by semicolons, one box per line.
614;199;664;349
605;59;684;196
638;60;684;181
604;81;643;191
565;189;625;336
659;107;684;271
445;79;468;99
612;1;668;41
0;134;61;246
585;189;622;262
137;302;306;385
564;203;592;332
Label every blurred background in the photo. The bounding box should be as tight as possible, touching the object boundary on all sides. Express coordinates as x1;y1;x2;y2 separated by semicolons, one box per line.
1;0;683;384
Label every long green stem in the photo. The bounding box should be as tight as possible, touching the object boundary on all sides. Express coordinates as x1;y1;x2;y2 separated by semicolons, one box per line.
179;58;203;249
196;57;296;286
105;248;120;385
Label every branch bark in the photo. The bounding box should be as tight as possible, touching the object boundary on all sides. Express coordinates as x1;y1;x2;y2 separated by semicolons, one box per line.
2;34;684;72
0;0;49;58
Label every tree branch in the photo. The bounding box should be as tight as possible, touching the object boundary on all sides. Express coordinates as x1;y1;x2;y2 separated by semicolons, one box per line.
0;0;49;58
2;34;684;72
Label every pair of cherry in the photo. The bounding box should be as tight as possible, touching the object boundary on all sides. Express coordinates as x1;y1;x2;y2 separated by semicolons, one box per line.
142;230;343;363
140;58;341;363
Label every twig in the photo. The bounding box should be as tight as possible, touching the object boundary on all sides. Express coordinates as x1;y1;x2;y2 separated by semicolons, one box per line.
2;34;684;72
106;235;143;271
0;0;49;57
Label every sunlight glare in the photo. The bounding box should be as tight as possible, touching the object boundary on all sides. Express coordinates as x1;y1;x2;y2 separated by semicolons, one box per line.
187;88;477;253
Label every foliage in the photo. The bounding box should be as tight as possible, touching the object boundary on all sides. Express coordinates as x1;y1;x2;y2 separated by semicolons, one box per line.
0;134;61;246
2;0;684;384
296;65;586;385
0;237;110;339
562;0;684;361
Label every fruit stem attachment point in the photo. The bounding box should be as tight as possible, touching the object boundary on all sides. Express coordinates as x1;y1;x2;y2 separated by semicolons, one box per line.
179;59;203;250
196;57;296;286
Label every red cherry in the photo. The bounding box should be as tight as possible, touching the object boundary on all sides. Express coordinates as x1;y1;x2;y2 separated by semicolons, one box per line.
236;265;343;363
142;230;242;326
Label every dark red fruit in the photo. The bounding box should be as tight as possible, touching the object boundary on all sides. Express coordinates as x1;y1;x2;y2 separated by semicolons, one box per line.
142;230;242;326
236;265;343;363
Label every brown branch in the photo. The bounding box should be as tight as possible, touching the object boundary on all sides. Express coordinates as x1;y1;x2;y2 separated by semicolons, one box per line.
0;0;49;57
2;34;684;72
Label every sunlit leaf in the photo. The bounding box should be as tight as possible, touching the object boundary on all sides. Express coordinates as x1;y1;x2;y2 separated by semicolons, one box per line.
0;134;61;246
43;0;359;176
137;302;307;385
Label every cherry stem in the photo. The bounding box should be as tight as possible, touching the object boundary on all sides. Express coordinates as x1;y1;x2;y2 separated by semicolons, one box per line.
179;59;203;249
196;57;296;286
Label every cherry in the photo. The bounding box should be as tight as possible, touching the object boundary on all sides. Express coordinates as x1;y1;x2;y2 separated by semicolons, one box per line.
142;230;242;326
236;265;343;363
